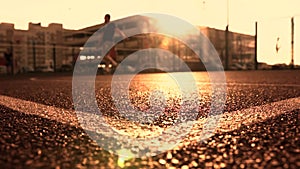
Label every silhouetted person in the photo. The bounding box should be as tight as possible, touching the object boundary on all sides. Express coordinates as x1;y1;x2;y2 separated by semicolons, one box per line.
101;14;126;73
4;49;13;75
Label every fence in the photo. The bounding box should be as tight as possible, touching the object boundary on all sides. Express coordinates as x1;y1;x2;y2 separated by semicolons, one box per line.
0;42;79;74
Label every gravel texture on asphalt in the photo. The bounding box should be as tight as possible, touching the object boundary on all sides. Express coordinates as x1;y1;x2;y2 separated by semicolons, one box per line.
0;70;299;168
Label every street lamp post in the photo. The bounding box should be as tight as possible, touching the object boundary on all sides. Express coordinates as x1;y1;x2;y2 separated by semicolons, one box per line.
10;41;14;74
52;44;56;72
291;17;294;69
32;40;36;71
255;22;258;70
225;0;230;70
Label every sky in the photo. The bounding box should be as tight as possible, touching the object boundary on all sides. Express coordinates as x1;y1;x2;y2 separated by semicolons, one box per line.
0;0;300;65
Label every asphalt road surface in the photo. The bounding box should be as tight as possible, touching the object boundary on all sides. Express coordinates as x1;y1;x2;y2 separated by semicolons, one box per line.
0;70;299;169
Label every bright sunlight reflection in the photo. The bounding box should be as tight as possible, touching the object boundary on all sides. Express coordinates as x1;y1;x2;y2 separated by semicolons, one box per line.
117;149;134;168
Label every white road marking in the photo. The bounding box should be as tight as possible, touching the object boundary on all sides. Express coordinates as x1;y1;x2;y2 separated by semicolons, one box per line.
217;96;300;133
184;96;300;145
0;94;299;142
0;95;79;127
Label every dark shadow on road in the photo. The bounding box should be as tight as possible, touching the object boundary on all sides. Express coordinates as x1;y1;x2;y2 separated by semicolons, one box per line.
0;105;118;169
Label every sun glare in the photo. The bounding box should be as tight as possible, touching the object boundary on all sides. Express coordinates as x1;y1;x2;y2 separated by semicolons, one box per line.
150;15;197;38
117;149;134;168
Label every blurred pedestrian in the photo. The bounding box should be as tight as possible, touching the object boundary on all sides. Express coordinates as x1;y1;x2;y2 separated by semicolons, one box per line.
101;14;126;73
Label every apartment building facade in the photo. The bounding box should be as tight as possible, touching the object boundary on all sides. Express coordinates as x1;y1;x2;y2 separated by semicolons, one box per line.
0;22;73;74
0;16;255;74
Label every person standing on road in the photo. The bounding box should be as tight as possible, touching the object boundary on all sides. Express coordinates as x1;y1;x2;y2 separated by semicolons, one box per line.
101;14;126;73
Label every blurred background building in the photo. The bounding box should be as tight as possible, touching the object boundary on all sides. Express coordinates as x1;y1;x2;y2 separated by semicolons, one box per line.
0;16;256;74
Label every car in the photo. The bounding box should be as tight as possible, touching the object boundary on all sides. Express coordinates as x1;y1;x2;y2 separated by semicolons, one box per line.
35;66;54;72
59;64;73;72
0;65;7;74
